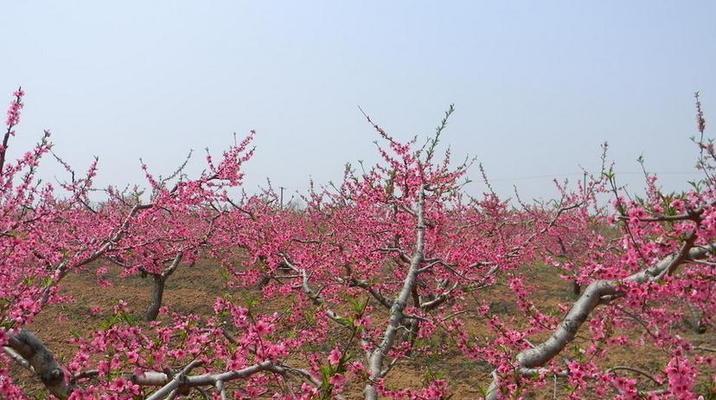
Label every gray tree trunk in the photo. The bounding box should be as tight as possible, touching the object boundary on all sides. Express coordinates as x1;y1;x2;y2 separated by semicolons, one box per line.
145;274;166;321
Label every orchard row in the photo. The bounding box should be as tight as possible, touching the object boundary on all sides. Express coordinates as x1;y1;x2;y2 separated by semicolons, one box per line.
1;89;714;399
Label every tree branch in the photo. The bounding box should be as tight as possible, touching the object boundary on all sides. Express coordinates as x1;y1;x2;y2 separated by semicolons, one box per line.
485;239;716;399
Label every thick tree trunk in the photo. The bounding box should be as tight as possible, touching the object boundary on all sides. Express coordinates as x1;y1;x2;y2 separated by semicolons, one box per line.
145;274;167;321
256;273;272;288
686;304;707;334
144;252;185;321
5;330;72;399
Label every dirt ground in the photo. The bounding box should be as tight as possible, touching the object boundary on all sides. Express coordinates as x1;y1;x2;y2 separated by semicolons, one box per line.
13;260;716;399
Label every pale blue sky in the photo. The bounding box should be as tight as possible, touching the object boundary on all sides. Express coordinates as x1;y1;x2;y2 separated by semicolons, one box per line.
1;1;715;200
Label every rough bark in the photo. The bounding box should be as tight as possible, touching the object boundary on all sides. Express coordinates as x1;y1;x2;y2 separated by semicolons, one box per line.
145;274;167;321
4;330;72;399
144;252;184;321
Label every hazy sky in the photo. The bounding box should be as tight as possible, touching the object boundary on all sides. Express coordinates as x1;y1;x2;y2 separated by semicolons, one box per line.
1;1;715;201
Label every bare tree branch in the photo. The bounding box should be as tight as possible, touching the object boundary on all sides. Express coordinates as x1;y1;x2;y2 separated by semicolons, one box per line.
485;239;716;399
